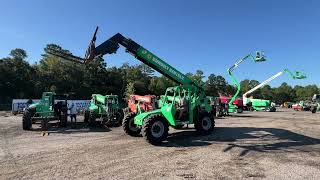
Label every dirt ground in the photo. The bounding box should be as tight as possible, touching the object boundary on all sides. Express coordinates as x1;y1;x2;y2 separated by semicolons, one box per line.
0;109;320;180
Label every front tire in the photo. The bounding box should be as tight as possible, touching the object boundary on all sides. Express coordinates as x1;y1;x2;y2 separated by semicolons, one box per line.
142;114;169;145
195;112;215;135
123;112;141;136
269;107;276;112
23;108;35;130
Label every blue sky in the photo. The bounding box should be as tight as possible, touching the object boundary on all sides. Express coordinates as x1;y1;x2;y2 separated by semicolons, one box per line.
0;0;319;87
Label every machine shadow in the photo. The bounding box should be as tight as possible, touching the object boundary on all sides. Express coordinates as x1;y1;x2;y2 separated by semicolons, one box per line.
227;114;263;118
30;122;111;134
163;127;320;156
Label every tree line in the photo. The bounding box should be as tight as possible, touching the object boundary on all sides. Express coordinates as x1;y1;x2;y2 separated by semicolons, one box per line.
0;44;319;107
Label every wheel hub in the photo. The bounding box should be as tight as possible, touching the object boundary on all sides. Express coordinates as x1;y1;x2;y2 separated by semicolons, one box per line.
202;117;211;131
129;118;139;132
151;121;164;138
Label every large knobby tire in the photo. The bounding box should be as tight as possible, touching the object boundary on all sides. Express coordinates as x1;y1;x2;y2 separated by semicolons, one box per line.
312;107;317;114
237;108;243;113
142;114;169;145
89;111;96;126
22;108;35;130
114;110;124;127
195;112;215;135
269;107;276;112
122;112;141;137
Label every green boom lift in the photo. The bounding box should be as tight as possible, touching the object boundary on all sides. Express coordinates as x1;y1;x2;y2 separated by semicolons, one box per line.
49;27;214;144
227;52;266;113
243;69;306;111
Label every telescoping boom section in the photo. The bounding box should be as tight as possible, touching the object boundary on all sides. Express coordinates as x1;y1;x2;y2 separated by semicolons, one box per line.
85;32;201;92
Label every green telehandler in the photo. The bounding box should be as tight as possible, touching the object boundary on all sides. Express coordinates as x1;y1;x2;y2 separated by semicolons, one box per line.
84;94;123;127
22;92;68;130
48;27;215;144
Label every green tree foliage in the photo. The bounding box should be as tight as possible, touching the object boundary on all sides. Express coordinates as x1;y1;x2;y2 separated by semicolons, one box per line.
9;48;27;60
260;85;273;100
148;76;177;95
205;74;228;96
240;79;260;97
0;50;34;102
124;82;135;100
272;83;296;104
294;85;319;101
186;70;205;86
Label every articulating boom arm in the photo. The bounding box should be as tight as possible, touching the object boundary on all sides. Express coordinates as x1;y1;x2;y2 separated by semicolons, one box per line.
283;69;307;79
227;52;266;107
243;69;306;104
83;27;201;91
243;71;283;98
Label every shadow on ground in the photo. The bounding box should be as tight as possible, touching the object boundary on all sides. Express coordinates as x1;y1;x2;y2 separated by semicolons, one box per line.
227;115;263;118
29;122;111;134
163;127;320;156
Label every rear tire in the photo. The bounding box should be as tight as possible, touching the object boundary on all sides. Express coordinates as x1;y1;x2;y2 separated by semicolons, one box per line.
22;108;35;130
195;112;215;135
142;114;169;145
312;107;317;113
89;111;96;126
237;108;243;113
123;112;141;136
114;110;124;127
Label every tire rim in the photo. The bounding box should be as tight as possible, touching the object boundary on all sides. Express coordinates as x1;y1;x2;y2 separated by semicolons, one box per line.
128;118;139;132
202;117;211;131
151;121;164;138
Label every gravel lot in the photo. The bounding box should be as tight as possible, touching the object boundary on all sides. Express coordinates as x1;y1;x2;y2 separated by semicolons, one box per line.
0;108;320;180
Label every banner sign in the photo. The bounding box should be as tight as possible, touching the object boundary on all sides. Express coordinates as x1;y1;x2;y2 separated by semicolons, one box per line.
12;99;90;113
